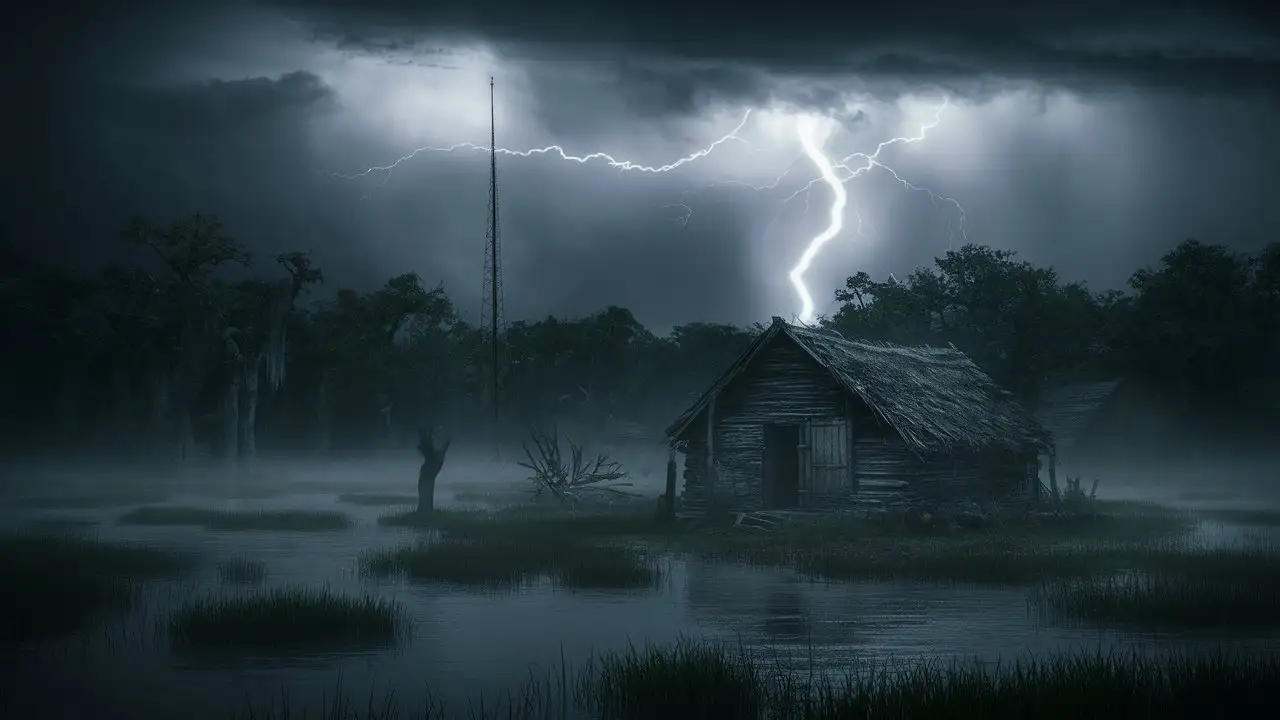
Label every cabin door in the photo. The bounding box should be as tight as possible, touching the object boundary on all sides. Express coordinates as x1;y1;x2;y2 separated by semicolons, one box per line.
800;420;851;497
761;424;801;509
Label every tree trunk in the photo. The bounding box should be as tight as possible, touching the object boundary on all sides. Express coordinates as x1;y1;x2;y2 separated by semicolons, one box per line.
239;355;260;464
417;463;439;515
224;361;241;464
416;430;450;515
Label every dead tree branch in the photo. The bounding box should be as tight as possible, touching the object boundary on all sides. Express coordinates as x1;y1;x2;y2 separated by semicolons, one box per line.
518;425;634;508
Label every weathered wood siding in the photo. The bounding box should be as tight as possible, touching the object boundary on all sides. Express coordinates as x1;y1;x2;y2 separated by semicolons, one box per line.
802;419;851;496
673;334;1039;521
850;434;1035;511
676;336;848;512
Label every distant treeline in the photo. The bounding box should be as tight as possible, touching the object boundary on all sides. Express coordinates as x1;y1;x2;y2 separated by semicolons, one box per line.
1;214;1276;461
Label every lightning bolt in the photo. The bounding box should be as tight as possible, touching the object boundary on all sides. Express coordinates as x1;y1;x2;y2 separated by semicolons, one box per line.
336;100;967;325
791;116;847;325
784;100;967;323
332;111;754;184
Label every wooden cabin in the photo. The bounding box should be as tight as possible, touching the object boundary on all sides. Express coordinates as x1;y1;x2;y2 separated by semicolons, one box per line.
665;317;1053;519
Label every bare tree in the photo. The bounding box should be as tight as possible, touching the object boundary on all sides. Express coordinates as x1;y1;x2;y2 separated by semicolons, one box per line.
417;427;451;514
519;426;633;508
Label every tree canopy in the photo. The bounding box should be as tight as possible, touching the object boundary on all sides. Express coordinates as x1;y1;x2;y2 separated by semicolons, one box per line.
1;216;1275;460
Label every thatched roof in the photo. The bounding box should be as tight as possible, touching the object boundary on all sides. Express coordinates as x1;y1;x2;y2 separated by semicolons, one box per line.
666;318;1052;455
1033;380;1123;450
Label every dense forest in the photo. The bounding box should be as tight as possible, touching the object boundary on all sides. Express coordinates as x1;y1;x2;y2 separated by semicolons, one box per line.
1;213;1277;462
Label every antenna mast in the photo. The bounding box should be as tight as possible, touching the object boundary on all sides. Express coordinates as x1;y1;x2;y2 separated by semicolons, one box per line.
480;77;505;458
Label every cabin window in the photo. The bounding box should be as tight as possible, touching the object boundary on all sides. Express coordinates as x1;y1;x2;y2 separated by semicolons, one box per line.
801;419;851;496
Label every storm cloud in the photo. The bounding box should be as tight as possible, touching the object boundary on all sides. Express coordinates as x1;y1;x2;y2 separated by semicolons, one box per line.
4;0;1278;328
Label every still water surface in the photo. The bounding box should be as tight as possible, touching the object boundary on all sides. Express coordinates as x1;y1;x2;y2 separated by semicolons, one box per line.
2;463;1276;718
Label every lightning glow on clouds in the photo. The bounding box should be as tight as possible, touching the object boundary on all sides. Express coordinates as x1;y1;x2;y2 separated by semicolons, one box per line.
336;94;968;323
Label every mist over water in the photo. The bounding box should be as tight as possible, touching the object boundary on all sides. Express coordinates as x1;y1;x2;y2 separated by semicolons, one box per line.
3;449;1278;718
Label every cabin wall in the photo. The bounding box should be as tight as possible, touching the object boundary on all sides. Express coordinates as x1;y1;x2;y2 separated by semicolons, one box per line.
672;335;1040;522
674;338;848;515
851;437;1036;511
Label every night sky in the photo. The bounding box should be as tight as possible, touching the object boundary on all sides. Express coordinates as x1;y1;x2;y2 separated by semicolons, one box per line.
6;1;1278;328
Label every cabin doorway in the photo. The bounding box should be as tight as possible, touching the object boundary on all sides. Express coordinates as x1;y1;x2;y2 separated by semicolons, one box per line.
762;423;801;508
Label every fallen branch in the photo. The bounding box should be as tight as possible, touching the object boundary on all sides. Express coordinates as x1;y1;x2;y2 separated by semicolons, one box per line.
518;426;635;508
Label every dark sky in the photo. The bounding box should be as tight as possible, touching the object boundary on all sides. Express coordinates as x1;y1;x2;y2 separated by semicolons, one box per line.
6;1;1279;328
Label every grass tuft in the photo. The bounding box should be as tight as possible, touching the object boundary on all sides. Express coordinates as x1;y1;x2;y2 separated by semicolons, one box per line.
232;643;1280;718
118;506;353;531
218;554;267;585
1030;573;1280;630
169;588;407;653
584;640;765;718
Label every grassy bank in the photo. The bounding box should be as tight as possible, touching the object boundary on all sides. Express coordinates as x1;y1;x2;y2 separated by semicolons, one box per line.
1030;574;1280;630
0;533;193;643
374;500;1217;587
1194;507;1280;527
1028;544;1280;630
118;506;353;531
229;642;1276;719
361;536;663;590
169;588;407;653
217;554;267;584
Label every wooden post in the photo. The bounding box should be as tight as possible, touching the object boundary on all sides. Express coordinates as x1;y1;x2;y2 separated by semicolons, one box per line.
705;394;717;500
663;448;678;521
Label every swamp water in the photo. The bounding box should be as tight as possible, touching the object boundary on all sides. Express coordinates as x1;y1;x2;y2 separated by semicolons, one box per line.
2;461;1277;718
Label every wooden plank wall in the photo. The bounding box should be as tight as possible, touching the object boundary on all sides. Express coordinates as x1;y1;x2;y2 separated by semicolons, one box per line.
673;335;1038;520
708;337;846;512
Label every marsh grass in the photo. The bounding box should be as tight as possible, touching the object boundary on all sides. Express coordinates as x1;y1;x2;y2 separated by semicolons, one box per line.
1028;544;1280;630
375;501;1208;587
379;505;677;541
336;492;418;507
583;640;765;718
9;489;169;509
118;506;353;531
218;554;267;584
232;643;1279;719
169;588;407;653
329;646;1280;719
0;533;192;643
1177;488;1241;502
1195;507;1280;527
360;537;663;590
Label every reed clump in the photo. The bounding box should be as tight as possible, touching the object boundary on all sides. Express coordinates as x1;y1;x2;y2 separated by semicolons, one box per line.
169;588;407;653
360;536;662;591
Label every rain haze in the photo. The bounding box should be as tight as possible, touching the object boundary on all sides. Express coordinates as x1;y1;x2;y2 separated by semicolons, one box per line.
2;1;1280;718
